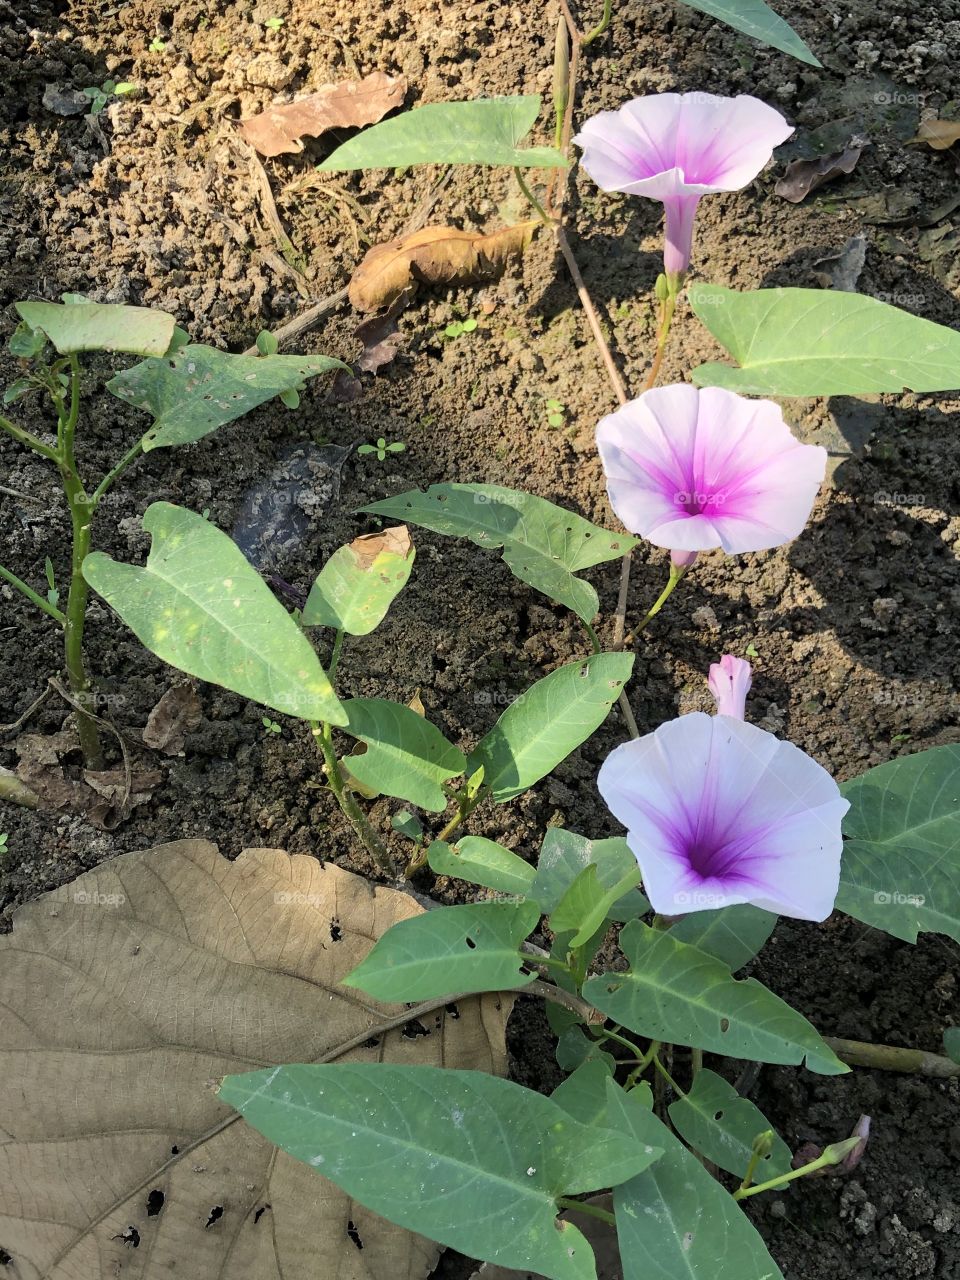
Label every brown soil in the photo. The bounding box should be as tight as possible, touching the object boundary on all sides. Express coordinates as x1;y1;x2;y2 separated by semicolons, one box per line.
2;0;959;1276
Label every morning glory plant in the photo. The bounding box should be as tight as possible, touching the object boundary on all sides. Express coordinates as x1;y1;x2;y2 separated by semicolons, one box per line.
0;297;344;769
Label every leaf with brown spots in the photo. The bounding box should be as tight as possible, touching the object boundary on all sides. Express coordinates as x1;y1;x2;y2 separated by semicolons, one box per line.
239;72;407;158
349;222;539;312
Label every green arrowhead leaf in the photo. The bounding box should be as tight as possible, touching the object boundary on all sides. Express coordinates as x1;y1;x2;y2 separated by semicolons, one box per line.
690;285;960;395
107;344;348;451
584;922;847;1075
667;905;777;970
667;1068;793;1180
342;900;540;1001
554;1027;616;1075
428;836;537;897
14;300;175;356
362;483;636;624
606;1079;786;1280
944;1027;960;1064
677;0;820;66
550;862;642;947
318;95;567;171
302;527;415;634
837;745;960;943
469;653;634;802
530;829;650;922
551;1058;617;1127
220;1062;656;1280
83;502;345;723
338;697;466;812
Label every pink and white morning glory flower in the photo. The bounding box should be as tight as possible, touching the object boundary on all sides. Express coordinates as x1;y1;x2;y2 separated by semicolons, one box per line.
709;654;753;720
596;383;827;562
573;92;793;280
598;707;849;922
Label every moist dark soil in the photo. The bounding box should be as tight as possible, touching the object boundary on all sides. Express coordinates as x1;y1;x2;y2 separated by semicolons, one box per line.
2;0;959;1276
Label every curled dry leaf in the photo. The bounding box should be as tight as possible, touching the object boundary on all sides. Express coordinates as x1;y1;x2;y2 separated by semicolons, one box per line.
142;683;202;755
351;524;413;568
813;234;867;292
349;222;540;312
239;72;407;158
355;312;404;373
910;118;960;150
0;840;514;1279
775;141;866;203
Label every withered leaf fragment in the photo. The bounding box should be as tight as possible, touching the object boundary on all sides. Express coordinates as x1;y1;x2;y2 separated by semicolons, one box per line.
142;684;202;756
775;142;865;203
239;72;407;158
349;222;540;312
910;119;960;150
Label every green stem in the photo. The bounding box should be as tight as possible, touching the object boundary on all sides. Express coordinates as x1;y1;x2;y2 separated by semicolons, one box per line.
314;722;396;876
691;1047;703;1079
641;290;677;392
0;412;60;463
0;562;65;625
825;1036;960;1078
556;1197;616;1227
90;439;144;506
734;1138;861;1201
56;357;104;768
652;1053;686;1097
582;619;601;653
582;0;614;45
621;564;687;646
514;167;553;225
594;1025;641;1056
328;629;345;684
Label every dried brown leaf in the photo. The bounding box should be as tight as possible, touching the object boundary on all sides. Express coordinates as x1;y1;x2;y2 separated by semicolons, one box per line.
239;72;407;158
0;840;514;1279
349;222;540;312
15;727;162;829
142;684;202;755
351;525;413;569
910;118;960;150
775;143;865;203
355;312;404;373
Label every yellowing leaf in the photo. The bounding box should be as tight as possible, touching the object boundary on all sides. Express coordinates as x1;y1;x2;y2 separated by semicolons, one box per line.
910;118;960;150
349;222;539;312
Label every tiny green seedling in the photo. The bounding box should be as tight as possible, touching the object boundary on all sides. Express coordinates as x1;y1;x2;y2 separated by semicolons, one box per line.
262;716;282;736
148;36;166;52
443;317;479;340
263;16;285;29
0;833;8;858
544;397;565;428
81;80;137;116
358;437;406;462
745;642;759;658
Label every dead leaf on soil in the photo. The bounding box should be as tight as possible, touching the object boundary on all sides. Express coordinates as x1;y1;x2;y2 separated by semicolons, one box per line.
349;222;540;312
143;684;202;756
774;141;866;203
0;840;514;1280
469;1196;621;1279
813;234;867;292
356;311;404;373
909;118;960;150
239;72;407;158
351;525;413;569
14;726;162;828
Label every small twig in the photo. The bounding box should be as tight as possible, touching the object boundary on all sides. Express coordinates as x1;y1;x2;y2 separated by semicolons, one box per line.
0;767;39;809
0;685;51;738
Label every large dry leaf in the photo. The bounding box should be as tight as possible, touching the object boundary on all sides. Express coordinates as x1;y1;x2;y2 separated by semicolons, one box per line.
239;73;407;157
774;141;865;202
910;118;960;150
0;841;514;1279
349;222;539;312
